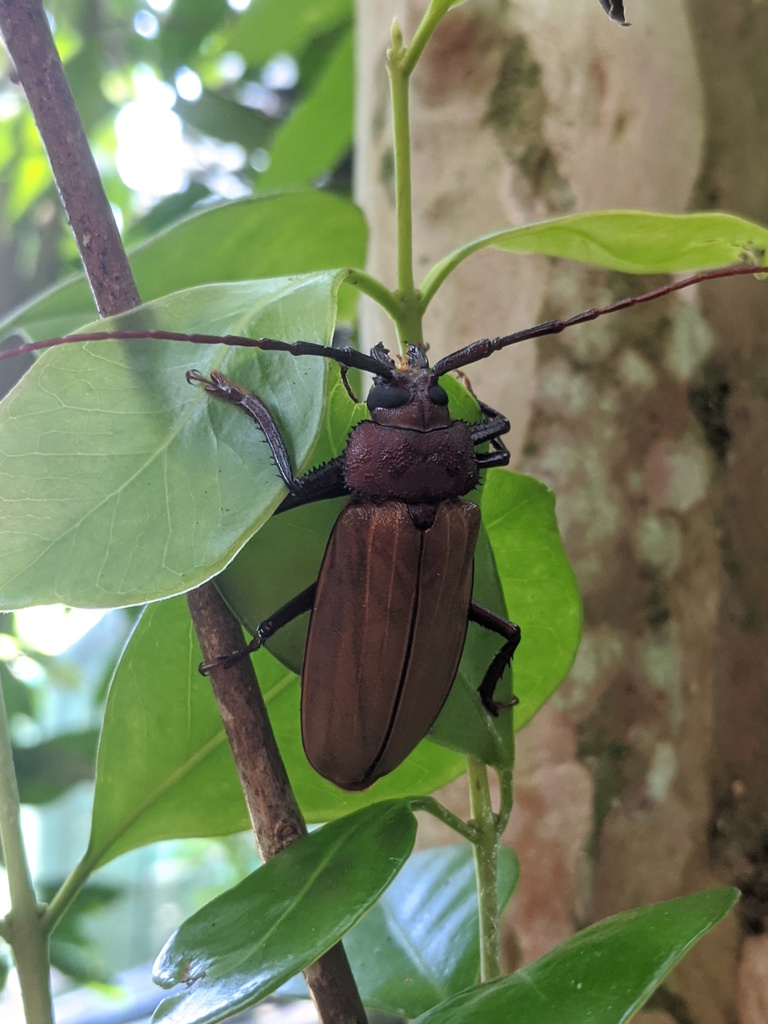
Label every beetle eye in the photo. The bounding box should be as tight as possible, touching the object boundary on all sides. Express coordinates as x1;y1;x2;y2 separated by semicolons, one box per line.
367;384;410;410
428;384;449;406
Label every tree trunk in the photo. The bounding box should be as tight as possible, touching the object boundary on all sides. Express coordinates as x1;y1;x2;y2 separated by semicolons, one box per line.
356;1;768;1020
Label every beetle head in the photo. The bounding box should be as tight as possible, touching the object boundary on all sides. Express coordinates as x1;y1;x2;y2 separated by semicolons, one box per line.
366;344;450;430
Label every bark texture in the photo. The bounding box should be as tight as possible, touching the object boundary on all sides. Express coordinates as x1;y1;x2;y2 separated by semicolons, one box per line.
356;1;768;1019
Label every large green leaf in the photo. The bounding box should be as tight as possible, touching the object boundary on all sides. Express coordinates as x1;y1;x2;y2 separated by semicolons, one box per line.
420;210;768;309
80;596;461;869
257;29;353;191
0;192;366;341
220;0;351;67
85;597;247;868
0;273;346;609
412;889;738;1023
483;471;582;728
333;844;519;1017
12;730;98;804
151;802;417;1024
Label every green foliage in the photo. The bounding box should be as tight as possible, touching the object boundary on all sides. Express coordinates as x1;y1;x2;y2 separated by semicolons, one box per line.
411;889;738;1023
0;273;343;608
256;29;354;191
151;802;417;1024
329;844;520;1017
0;192;367;342
11;731;98;804
420;209;768;308
81;597;461;870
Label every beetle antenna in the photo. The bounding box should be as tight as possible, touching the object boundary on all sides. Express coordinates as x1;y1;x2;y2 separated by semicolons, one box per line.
0;328;396;378
432;263;768;376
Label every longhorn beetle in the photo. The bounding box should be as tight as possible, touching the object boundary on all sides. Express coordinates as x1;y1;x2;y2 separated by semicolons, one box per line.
1;264;765;790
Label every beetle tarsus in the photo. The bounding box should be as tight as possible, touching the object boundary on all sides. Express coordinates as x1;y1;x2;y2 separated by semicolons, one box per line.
197;634;264;675
482;693;521;717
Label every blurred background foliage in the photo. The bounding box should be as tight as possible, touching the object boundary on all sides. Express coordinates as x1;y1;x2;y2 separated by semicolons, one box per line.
0;0;353;319
0;0;356;1001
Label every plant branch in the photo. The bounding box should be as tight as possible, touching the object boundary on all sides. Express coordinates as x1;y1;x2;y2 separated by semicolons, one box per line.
0;682;53;1024
409;796;479;842
401;0;454;75
467;758;502;982
386;21;422;344
2;4;367;1020
344;268;402;322
496;766;514;836
41;856;94;937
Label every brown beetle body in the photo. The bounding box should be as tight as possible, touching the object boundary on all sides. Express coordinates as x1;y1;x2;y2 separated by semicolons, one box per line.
189;342;522;789
302;499;480;790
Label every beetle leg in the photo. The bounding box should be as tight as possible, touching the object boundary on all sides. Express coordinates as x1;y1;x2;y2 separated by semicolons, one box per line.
187;369;349;507
276;458;349;512
198;582;317;675
467;601;521;715
470;400;511;469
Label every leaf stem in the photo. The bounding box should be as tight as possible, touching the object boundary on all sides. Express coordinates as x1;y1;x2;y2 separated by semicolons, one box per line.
344;269;401;322
386;21;422;345
496;765;514;836
0;683;54;1024
409;796;478;842
467;757;502;981
400;0;454;76
41;855;95;936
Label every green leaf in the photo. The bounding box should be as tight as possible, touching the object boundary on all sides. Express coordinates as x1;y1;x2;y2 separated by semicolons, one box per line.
483;471;582;728
220;0;351;67
13;730;98;804
0;192;367;341
85;598;249;867
420;209;768;308
411;888;739;1023
257;28;353;190
81;596;461;868
0;272;345;609
174;93;271;152
151;801;417;1024
339;844;519;1017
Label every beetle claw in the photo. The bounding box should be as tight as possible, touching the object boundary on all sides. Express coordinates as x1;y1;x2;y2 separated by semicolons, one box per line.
482;693;519;716
197;634;264;675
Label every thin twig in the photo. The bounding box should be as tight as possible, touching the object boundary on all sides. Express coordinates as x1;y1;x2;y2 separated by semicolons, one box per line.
0;671;53;1024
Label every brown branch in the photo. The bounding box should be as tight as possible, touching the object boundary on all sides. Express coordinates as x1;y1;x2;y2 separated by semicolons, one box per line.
0;3;367;1020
